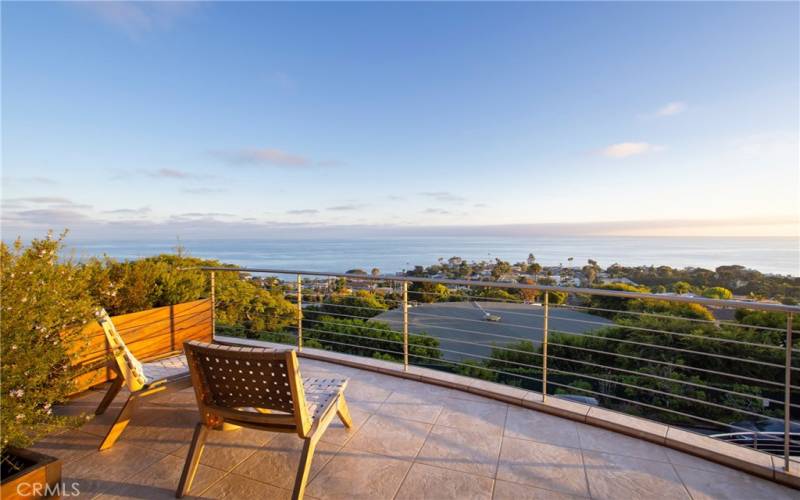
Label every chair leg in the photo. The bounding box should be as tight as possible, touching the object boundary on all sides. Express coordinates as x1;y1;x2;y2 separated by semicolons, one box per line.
176;423;209;498
95;376;124;416
336;394;353;428
292;437;317;500
98;393;138;451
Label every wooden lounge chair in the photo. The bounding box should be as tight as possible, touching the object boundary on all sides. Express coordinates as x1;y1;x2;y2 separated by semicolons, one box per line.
94;309;192;450
177;340;353;500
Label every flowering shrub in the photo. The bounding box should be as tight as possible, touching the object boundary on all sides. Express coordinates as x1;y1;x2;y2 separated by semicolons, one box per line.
0;232;96;457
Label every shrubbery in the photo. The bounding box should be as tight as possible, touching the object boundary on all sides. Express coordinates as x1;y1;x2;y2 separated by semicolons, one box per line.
1;233;96;456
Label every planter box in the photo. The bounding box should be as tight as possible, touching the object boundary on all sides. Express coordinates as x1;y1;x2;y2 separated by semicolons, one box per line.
1;448;62;499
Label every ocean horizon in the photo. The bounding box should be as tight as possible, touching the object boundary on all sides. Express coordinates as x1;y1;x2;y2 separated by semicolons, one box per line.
62;236;800;277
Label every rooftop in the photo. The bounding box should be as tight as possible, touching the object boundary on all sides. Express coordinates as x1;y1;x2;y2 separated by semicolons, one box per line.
37;356;796;499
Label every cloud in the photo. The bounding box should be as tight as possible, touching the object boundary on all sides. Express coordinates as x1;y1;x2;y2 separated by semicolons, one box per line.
655;101;687;117
212;148;311;167
150;168;191;178
419;192;466;203
103;207;152;216
387;195;404;201
473;203;488;208
327;204;363;211
177;212;235;218
600;142;662;159
2;176;58;186
287;209;320;215
211;148;344;168
3;197;92;210
182;187;226;195
73;1;198;39
422;208;450;215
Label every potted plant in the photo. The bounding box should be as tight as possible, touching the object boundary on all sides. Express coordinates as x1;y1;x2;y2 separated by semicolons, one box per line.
1;232;95;498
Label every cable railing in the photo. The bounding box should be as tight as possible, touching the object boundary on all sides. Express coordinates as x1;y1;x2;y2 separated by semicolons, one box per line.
189;265;799;470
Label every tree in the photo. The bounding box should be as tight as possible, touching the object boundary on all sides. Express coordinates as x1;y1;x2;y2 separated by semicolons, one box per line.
491;259;512;279
673;281;694;294
371;268;381;277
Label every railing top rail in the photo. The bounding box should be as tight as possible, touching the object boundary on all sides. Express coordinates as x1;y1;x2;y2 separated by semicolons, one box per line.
187;266;800;314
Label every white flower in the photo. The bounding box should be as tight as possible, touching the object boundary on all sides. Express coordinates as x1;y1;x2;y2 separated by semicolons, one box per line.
10;389;24;398
10;345;17;351
15;414;24;421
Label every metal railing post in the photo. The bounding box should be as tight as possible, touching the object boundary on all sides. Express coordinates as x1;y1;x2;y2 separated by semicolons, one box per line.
542;292;549;402
784;313;793;471
403;281;409;372
297;274;303;352
210;271;216;337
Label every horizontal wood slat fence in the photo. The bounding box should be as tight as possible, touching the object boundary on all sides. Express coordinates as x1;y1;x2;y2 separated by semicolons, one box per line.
72;299;213;393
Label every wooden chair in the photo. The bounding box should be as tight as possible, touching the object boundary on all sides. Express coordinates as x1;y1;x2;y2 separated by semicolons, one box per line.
94;309;192;450
177;340;353;500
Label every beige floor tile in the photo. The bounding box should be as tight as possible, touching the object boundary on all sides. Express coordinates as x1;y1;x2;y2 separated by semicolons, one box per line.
436;397;508;435
232;433;340;490
504;407;581;449
582;450;689;500
200;472;291;499
305;448;412;499
395;462;494;500
665;448;738;475
345;414;431;460
493;480;588;499
30;430;102;465
496;437;588;497
171;425;276;472
417;424;503;477
674;464;798;500
61;442;167;497
343;378;393;412
115;403;198;454
377;390;445;424
318;402;371;446
576;422;669;462
98;454;225;499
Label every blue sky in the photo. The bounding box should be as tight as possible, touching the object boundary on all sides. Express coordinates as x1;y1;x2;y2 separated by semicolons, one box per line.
2;1;798;239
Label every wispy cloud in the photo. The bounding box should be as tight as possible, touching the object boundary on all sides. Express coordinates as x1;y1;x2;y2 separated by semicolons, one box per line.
600;142;662;159
182;187;226;195
287;209;320;215
149;168;192;179
103;207;152;216
73;1;199;40
327;204;364;211
419;191;466;203
655;101;687;117
473;203;488;208
4;197;92;210
212;148;311;167
2;176;58;186
422;208;450;215
211;148;343;168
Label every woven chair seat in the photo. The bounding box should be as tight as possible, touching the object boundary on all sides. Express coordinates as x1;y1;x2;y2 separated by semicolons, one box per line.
142;354;189;383
303;377;348;423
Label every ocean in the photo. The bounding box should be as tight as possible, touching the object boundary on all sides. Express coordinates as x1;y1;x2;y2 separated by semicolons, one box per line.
66;236;800;276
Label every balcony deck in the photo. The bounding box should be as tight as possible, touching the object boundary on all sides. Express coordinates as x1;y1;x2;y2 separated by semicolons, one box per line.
37;358;796;499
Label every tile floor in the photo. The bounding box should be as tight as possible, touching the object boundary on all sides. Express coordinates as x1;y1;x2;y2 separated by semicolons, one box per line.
32;359;798;499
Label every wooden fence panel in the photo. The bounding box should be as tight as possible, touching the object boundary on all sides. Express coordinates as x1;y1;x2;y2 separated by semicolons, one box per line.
72;299;213;392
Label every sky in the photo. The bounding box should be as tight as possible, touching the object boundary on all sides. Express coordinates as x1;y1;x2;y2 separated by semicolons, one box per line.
2;1;799;240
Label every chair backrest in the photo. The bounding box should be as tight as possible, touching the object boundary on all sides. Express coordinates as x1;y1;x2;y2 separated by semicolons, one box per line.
96;309;149;392
183;340;311;436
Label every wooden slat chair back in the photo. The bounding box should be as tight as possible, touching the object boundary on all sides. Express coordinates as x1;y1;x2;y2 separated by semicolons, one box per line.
93;309;192;450
177;340;353;500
